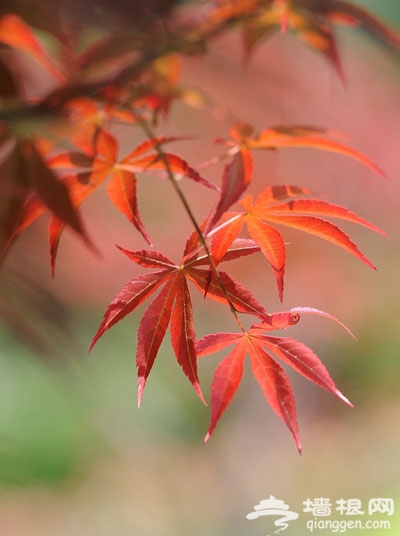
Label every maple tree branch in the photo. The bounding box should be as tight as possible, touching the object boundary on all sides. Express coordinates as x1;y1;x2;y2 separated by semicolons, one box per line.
133;110;246;332
0;4;266;126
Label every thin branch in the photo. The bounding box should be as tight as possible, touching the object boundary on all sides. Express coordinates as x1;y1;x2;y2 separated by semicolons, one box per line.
133;111;246;332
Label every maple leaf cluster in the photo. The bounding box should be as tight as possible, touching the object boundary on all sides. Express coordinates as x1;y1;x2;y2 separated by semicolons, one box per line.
0;0;397;451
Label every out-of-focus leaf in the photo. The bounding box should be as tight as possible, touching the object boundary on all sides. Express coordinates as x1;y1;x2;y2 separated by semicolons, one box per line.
0;143;30;256
0;14;65;82
0;57;19;99
222;122;386;177
226;0;400;79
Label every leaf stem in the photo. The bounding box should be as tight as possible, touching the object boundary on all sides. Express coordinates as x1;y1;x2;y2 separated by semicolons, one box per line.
134;111;245;332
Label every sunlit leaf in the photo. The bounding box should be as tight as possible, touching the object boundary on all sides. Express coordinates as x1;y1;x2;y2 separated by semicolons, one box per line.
196;316;352;449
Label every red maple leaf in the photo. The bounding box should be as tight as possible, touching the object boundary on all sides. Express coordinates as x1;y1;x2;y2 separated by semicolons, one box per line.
205;121;385;233
90;238;266;406
196;308;353;451
0;139;92;258
218;122;384;174
11;130;216;273
229;0;400;80
0;14;66;83
208;184;387;301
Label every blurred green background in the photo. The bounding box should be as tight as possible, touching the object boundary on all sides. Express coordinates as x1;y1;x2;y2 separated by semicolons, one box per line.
0;1;400;535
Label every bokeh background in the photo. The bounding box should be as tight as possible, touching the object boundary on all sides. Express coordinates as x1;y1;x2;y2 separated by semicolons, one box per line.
0;1;399;535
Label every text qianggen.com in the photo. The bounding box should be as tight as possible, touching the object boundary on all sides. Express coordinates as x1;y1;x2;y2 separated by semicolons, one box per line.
306;518;391;533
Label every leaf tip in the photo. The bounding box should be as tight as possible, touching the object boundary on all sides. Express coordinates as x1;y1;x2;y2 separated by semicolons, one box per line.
88;338;96;354
89;327;104;353
195;382;207;406
336;389;354;408
291;428;302;454
137;377;146;408
203;431;211;444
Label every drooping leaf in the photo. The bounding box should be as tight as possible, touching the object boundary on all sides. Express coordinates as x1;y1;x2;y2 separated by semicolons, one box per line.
196;313;352;449
170;274;206;404
91;238;271;404
258;335;352;406
10;193;45;238
302;0;400;51
23;143;85;237
242;0;345;80
236;0;400;80
248;341;301;452
203;340;246;443
0;140;93;260
0;143;30;256
48;216;64;277
90;270;171;352
136;275;179;406
41;131;216;268
107;169;152;245
43;131;216;267
208;149;253;230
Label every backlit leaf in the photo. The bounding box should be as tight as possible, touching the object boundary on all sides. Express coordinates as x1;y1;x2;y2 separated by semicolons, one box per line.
115;246;176;269
196;313;351;448
107;169;152;245
90;270;170;351
246;215;286;302
187;268;268;318
137;276;179;406
265;213;377;269
208;149;253;229
259;335;352;406
204;341;246;443
249;342;301;452
170;274;206;404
